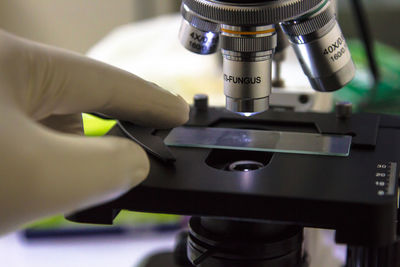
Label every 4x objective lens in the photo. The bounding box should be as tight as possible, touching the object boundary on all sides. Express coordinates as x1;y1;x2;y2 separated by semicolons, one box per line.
280;0;355;92
178;3;220;55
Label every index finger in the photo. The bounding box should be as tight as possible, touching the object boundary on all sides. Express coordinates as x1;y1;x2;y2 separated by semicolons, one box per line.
3;31;189;128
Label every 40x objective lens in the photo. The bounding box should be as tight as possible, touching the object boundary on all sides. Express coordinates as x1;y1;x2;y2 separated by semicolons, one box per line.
281;0;355;92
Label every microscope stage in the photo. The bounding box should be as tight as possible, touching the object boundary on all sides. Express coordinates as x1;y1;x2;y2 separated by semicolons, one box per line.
67;108;400;246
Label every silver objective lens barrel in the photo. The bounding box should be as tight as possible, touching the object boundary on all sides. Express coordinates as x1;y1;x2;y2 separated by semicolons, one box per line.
221;26;277;115
281;0;355;92
179;4;220;55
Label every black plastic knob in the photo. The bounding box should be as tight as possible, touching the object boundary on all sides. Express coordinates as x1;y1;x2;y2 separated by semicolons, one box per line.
336;101;352;119
194;94;208;111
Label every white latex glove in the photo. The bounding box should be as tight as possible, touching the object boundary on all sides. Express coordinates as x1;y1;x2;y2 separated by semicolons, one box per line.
0;30;189;235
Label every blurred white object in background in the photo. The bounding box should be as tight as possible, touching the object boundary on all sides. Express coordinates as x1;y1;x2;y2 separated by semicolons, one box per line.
88;14;223;107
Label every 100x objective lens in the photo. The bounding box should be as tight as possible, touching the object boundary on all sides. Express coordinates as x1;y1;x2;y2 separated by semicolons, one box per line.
221;25;277;114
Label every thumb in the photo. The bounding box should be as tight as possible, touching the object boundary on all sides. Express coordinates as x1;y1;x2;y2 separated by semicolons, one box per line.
0;115;149;234
33;130;150;214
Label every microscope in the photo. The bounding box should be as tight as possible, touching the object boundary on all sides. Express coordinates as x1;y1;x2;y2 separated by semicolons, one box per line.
68;1;400;266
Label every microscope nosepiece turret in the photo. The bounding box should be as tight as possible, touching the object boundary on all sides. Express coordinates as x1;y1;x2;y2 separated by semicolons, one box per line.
178;0;354;115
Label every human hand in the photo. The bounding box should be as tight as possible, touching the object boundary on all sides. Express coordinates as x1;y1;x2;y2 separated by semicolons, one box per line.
0;30;189;234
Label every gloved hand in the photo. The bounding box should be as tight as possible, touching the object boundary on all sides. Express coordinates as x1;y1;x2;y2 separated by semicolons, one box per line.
0;30;189;234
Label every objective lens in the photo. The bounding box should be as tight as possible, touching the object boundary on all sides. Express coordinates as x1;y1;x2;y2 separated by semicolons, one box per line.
221;25;277;114
178;3;220;55
281;0;355;92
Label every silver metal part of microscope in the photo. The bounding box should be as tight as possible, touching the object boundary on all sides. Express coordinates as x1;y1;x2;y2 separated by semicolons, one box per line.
178;0;355;116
